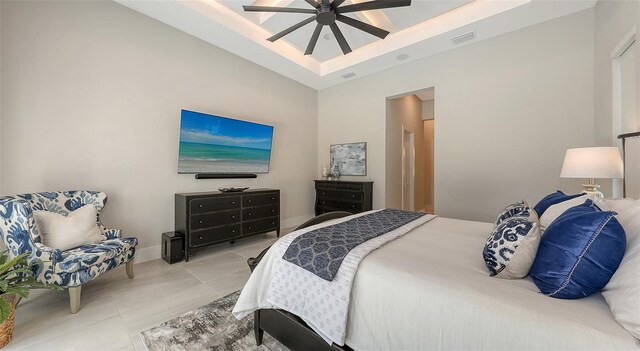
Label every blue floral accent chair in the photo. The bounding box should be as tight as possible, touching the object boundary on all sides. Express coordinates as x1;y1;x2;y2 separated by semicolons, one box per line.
0;191;137;313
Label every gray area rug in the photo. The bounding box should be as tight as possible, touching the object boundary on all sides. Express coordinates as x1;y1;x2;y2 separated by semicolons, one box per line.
140;291;290;351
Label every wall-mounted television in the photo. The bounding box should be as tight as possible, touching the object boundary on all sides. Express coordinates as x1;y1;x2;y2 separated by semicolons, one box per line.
178;110;274;174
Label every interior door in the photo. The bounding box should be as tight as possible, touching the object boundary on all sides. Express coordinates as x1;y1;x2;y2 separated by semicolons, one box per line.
402;127;415;210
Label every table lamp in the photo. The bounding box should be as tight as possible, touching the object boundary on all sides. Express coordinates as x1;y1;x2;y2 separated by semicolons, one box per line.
560;147;624;198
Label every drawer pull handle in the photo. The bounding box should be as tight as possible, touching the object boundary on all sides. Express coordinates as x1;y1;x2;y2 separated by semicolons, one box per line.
232;215;236;219
199;204;203;208
322;192;326;195
199;220;203;224
231;201;236;205
199;236;203;240
322;201;326;205
271;209;275;213
248;199;252;203
248;213;252;216
248;226;252;230
352;194;356;198
271;197;275;200
271;221;275;225
232;229;236;233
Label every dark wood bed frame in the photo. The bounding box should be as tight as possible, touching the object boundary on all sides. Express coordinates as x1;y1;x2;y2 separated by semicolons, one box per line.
248;135;640;351
247;211;355;351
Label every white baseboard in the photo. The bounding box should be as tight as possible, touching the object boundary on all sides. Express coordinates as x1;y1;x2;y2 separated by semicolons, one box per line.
132;213;314;264
135;244;162;263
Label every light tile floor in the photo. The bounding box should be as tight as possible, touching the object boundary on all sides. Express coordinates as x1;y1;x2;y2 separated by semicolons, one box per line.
5;231;287;351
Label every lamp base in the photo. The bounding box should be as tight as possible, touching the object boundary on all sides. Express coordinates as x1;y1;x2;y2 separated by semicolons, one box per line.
582;179;603;198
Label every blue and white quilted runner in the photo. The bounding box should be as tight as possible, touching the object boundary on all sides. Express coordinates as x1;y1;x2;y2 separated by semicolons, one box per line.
266;209;436;345
283;209;426;281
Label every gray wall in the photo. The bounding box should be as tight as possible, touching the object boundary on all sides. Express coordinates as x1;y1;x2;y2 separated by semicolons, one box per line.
594;0;640;146
318;9;594;222
0;0;318;259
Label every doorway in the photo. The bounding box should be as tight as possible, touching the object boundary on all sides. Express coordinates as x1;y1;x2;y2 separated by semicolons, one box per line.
385;87;435;212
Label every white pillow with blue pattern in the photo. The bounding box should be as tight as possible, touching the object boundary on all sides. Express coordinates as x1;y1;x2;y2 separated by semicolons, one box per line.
494;200;530;226
483;201;542;279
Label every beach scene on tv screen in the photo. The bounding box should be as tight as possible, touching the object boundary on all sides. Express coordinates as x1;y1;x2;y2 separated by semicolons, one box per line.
178;110;274;173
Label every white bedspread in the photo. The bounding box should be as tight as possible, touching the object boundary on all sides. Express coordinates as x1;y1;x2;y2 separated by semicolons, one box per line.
234;215;640;350
233;210;436;345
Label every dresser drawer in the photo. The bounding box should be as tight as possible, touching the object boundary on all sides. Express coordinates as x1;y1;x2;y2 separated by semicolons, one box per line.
190;196;240;214
317;189;363;202
190;224;241;247
242;193;279;207
317;201;363;213
190;210;240;230
243;205;278;221
315;182;336;190
317;197;363;210
243;217;279;235
335;183;362;191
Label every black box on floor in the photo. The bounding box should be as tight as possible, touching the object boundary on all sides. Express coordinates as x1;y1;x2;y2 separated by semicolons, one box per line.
162;231;184;264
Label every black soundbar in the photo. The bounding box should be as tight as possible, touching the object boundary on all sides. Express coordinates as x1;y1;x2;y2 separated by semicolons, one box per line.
195;173;257;179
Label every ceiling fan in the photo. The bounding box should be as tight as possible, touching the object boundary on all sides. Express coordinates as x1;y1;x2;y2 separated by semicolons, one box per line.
243;0;411;55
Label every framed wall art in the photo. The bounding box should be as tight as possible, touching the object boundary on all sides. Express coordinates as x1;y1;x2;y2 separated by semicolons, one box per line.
330;142;367;176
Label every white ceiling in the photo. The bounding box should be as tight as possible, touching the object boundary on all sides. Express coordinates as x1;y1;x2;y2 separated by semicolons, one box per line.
116;0;597;90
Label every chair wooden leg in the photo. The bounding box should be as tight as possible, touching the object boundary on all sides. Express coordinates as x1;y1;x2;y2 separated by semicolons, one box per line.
126;260;134;279
69;286;81;314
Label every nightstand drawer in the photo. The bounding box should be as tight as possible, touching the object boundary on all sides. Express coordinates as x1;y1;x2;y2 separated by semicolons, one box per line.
335;183;362;191
190;224;241;246
242;193;279;207
317;198;363;210
190;196;240;214
190;210;240;230
243;217;279;235
243;205;279;220
315;182;337;190
317;189;363;202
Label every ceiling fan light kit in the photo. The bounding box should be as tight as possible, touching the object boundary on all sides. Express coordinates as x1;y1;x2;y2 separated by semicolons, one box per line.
243;0;412;56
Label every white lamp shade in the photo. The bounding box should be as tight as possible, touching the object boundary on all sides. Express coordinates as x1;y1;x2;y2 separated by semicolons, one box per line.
560;147;624;179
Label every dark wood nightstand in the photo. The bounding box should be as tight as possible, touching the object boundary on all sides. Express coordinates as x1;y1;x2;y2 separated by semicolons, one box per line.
314;180;373;215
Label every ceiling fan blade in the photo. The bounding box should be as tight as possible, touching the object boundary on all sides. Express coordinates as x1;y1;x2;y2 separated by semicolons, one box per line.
303;0;320;8
336;14;389;39
331;0;346;8
305;23;324;55
268;16;317;42
242;5;316;14
337;0;411;13
329;23;352;54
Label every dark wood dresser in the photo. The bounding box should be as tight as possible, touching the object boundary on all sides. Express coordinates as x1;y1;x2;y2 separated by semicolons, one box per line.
314;180;373;215
175;189;280;261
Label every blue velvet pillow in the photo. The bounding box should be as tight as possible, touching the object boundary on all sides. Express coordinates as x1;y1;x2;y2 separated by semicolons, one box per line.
530;200;626;299
533;190;584;217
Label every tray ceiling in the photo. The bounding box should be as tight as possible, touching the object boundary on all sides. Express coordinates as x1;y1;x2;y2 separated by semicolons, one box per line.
116;0;597;89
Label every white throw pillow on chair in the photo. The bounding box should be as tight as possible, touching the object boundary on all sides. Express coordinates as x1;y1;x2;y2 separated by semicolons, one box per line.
34;205;106;251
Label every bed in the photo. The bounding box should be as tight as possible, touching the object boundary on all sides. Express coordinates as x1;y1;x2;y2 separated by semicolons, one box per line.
233;133;640;351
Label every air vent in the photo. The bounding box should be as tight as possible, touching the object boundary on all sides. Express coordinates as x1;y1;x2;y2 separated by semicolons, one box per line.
342;72;356;79
451;31;475;45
